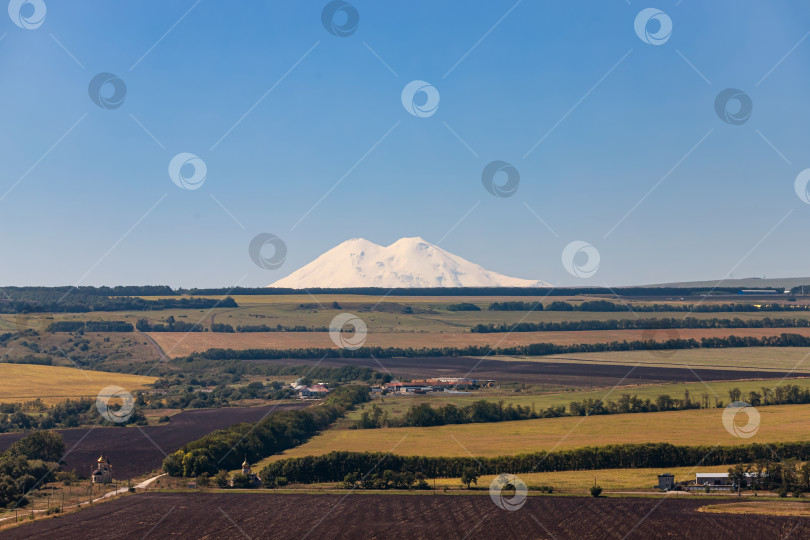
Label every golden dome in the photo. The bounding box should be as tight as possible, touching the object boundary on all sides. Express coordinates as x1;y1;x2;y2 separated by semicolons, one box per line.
97;455;105;462
242;458;249;468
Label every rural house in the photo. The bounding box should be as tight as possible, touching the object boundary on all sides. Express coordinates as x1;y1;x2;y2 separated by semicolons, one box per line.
299;384;330;398
657;473;675;491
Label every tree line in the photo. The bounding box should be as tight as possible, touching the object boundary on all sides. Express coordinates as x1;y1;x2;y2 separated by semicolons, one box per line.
162;384;370;477
487;300;810;312
188;332;810;361
135;316;205;332
0;396;147;433
729;460;810;497
471;317;810;333
0;431;65;508
2;292;236;314
216;324;329;333
135;318;328;333
47;321;134;332
259;441;810;484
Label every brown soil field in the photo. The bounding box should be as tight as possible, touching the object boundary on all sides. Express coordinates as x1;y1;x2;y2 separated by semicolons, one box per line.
249;356;810;386
6;492;809;539
147;327;810;357
0;403;306;479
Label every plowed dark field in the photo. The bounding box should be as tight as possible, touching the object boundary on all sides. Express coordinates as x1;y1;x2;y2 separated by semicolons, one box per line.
0;403;306;479
5;493;808;539
251;356;810;386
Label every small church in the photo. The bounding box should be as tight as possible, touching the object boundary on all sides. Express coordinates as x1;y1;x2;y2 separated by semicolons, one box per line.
231;456;262;488
92;454;113;484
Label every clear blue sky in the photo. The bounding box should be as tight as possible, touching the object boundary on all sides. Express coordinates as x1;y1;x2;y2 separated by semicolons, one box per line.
1;0;809;288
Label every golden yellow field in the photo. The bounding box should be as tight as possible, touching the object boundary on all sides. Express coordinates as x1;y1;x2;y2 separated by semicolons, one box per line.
294;465;732;492
265;403;810;462
0;364;156;404
435;465;723;491
700;502;810;516
145;327;810;358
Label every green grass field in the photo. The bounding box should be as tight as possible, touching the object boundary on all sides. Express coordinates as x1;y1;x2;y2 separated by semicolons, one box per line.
260;403;810;465
343;377;810;424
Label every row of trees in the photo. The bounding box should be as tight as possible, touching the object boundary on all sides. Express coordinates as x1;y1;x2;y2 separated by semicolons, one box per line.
46;321;134;332
0;396;147;433
729;460;810;496
212;324;330;333
1;293;236;314
136;318;331;334
189;332;810;360
260;442;810;484
136;316;204;332
487;300;810;313
472;317;810;333
162;385;370;477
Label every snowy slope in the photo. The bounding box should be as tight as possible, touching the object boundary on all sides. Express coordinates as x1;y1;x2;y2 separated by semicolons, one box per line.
269;237;549;288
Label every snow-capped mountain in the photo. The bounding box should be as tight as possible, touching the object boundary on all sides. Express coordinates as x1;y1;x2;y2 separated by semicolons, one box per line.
269;237;549;288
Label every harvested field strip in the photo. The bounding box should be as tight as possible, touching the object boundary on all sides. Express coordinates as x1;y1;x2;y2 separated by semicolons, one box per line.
700;501;810;516
6;492;810;539
538;347;810;371
428;466;725;491
0;364;156;404
147;328;810;358
263;404;810;462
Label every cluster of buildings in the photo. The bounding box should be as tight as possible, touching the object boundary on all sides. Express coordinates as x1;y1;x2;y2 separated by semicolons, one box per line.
376;377;492;395
657;472;764;491
290;380;330;399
